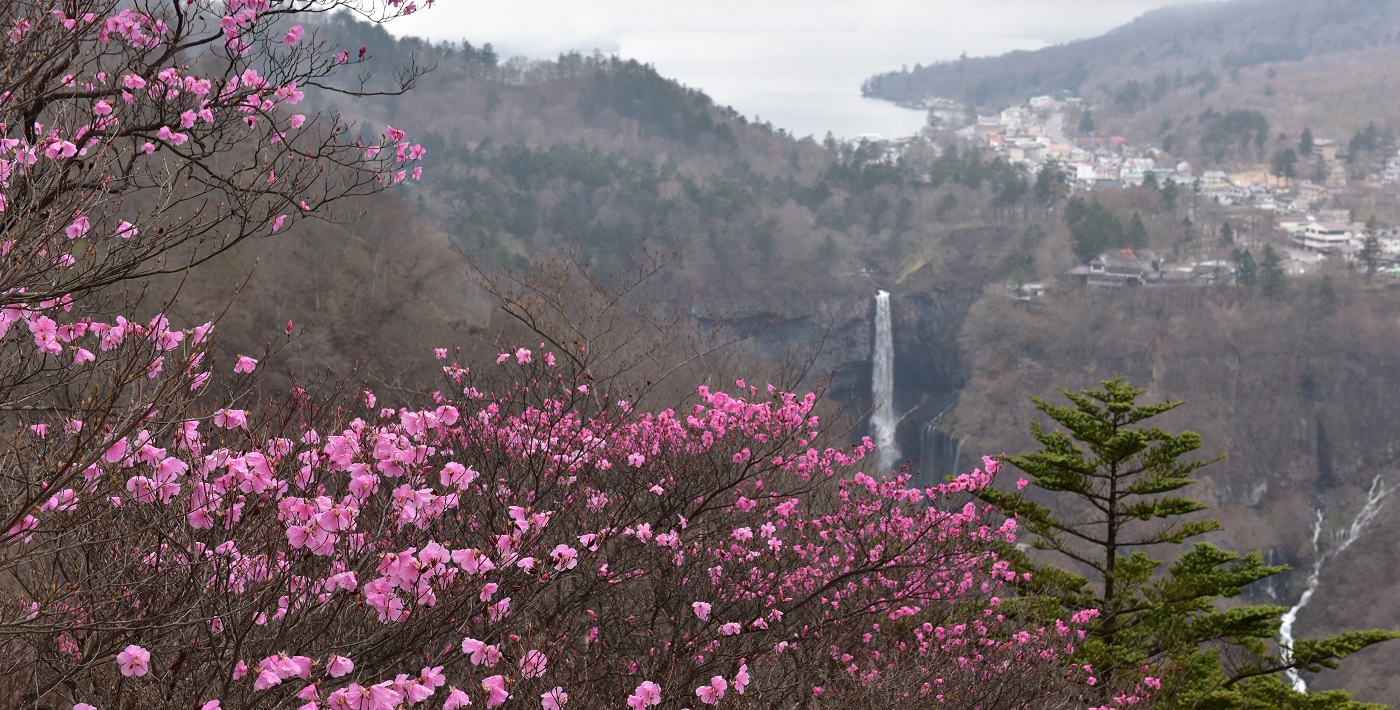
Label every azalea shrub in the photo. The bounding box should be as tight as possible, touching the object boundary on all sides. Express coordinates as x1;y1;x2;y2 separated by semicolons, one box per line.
0;0;429;572
5;343;1122;709
0;0;429;310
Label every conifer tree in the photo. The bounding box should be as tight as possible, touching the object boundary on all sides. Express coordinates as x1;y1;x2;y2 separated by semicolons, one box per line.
1359;232;1381;283
1161;178;1180;212
1260;245;1287;299
1127;212;1150;248
1234;248;1257;287
979;378;1398;708
1079;109;1097;135
1035;159;1067;204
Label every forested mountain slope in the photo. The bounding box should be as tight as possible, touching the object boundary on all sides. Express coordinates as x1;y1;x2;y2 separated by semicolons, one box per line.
179;11;1055;387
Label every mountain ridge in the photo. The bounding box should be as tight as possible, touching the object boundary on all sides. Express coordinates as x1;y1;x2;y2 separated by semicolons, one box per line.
863;0;1400;161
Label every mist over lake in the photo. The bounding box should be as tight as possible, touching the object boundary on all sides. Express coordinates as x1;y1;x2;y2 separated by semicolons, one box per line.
615;31;1044;140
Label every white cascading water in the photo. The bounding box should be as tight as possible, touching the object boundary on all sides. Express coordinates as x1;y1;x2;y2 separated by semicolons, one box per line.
1279;475;1391;692
920;403;954;485
872;289;900;471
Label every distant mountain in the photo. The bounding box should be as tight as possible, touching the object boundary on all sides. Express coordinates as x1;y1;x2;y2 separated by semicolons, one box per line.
863;0;1400;165
865;0;1400;106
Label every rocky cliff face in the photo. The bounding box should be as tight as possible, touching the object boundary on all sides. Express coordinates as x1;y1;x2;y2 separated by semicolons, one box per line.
885;289;980;485
791;287;980;486
713;282;982;482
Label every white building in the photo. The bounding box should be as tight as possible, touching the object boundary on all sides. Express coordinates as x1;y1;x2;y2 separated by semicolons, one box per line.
1292;222;1361;253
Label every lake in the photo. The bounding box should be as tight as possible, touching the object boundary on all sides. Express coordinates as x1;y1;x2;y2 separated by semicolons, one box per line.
615;31;1043;141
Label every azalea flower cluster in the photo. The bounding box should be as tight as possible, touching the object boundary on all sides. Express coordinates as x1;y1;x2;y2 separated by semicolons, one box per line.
0;0;428;311
3;335;1162;708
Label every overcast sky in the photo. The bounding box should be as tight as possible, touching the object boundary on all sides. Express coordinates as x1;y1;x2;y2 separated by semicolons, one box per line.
387;0;1208;59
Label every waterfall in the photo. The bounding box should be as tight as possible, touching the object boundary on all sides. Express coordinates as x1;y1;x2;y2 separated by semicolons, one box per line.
920;420;940;485
1279;476;1391;692
918;404;962;486
871;289;900;471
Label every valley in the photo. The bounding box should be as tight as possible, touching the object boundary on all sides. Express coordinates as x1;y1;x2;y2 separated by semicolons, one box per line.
182;5;1400;703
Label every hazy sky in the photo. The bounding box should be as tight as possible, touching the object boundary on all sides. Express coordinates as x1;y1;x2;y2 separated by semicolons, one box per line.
388;0;1204;59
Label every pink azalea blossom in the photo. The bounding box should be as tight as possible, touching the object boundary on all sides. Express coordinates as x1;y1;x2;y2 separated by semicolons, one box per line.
233;355;258;373
549;544;578;571
418;665;446;691
65;214;90;239
519;649;547;679
443;687;472;709
115;644;150;677
695;676;727;705
627;681;662;709
282;656;314;679
213;408;248;429
326;654;354;678
461;638;488;665
254;667;283;691
541;687;568;710
481;675;509;708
